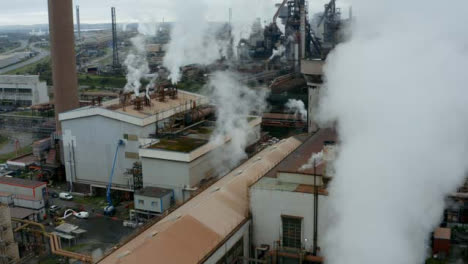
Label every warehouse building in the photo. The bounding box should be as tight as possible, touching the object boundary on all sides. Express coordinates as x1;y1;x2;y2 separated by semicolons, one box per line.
98;137;302;264
0;75;50;107
139;116;262;202
59;90;209;193
0;177;48;221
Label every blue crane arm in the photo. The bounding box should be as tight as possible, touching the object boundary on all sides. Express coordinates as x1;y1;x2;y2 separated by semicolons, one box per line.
106;139;125;206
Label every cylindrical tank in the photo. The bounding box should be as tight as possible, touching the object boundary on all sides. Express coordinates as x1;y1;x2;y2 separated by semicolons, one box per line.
48;0;80;131
184;107;214;125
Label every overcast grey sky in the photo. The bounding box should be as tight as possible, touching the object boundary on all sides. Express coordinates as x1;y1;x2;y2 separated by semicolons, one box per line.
0;0;348;26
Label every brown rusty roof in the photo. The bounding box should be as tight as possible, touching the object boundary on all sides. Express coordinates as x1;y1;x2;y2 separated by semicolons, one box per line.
434;227;451;240
265;128;337;178
0;177;46;189
99;137;302;264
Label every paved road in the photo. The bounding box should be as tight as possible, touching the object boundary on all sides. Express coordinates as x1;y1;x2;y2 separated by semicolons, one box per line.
2;40;28;55
0;43;50;74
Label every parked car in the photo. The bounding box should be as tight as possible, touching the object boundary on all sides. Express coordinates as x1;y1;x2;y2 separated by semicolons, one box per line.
59;192;73;201
0;164;8;171
49;205;61;213
74;211;89;219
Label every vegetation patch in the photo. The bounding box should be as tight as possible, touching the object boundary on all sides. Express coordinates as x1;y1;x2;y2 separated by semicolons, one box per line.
149;138;207;153
0;145;33;164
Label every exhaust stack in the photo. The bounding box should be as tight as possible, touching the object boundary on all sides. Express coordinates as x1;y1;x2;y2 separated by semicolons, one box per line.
48;0;80;132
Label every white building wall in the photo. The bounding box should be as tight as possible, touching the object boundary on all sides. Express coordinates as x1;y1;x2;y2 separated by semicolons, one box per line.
204;220;250;264
141;158;190;202
0;184;34;198
0;75;49;106
62;115;156;191
250;188;329;252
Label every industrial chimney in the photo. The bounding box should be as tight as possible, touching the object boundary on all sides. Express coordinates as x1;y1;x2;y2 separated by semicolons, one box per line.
48;0;80;132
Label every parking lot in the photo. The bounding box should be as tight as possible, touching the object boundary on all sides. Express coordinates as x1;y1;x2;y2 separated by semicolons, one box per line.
43;189;135;258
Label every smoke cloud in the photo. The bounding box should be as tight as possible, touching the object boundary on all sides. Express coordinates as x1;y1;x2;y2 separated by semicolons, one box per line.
318;1;468;263
206;71;268;173
123;34;150;96
163;0;277;84
300;150;323;172
285;99;307;120
269;45;285;61
163;0;226;84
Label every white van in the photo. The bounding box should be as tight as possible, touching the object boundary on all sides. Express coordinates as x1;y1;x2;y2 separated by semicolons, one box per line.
59;192;73;200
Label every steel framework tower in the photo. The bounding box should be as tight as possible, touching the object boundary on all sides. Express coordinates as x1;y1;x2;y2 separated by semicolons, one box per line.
111;7;119;68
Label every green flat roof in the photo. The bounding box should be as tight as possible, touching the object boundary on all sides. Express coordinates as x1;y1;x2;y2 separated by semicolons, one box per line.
149;137;208;153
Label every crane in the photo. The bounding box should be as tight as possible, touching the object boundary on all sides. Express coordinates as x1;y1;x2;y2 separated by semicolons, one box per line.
104;139;125;216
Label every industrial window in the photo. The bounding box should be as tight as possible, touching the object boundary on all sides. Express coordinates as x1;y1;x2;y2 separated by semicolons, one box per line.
282;215;302;249
151;201;158;207
138;200;144;205
216;237;243;264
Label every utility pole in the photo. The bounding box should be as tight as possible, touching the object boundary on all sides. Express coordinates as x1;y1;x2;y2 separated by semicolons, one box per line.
313;158;319;256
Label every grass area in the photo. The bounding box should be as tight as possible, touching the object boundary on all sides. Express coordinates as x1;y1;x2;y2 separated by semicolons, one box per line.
177;79;206;93
426;258;446;264
73;195;106;207
8;110;54;117
78;74;127;89
150;138;208;152
5;56;50;75
0;135;7;149
63;243;89;253
0;145;32;163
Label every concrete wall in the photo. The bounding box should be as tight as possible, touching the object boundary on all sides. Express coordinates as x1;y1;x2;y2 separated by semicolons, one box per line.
62;115;156;191
204;220;250;264
13;197;45;211
250;188;329;252
0;75;49;106
0;183;46;199
142;158;189;202
0;206;19;262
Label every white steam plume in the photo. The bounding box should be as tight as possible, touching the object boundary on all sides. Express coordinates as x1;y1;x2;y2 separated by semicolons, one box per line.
285;99;307;120
123;34;150;96
163;0;226;84
269;45;285;60
207;71;268;172
299;150;323;172
163;0;276;84
319;1;468;263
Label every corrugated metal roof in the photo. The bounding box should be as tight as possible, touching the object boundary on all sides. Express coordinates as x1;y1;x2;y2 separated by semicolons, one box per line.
265;128;336;177
434;227;451;240
99;137;302;264
0;177;46;188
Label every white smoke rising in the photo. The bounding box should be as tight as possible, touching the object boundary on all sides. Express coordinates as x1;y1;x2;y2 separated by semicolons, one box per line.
163;0;276;84
163;0;226;84
123;34;150;96
300;150;323;171
319;1;468;263
207;71;268;172
269;45;285;60
285;99;307;120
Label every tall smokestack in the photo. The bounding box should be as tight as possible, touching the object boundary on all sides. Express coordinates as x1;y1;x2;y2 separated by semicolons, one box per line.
76;5;81;40
48;0;79;132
